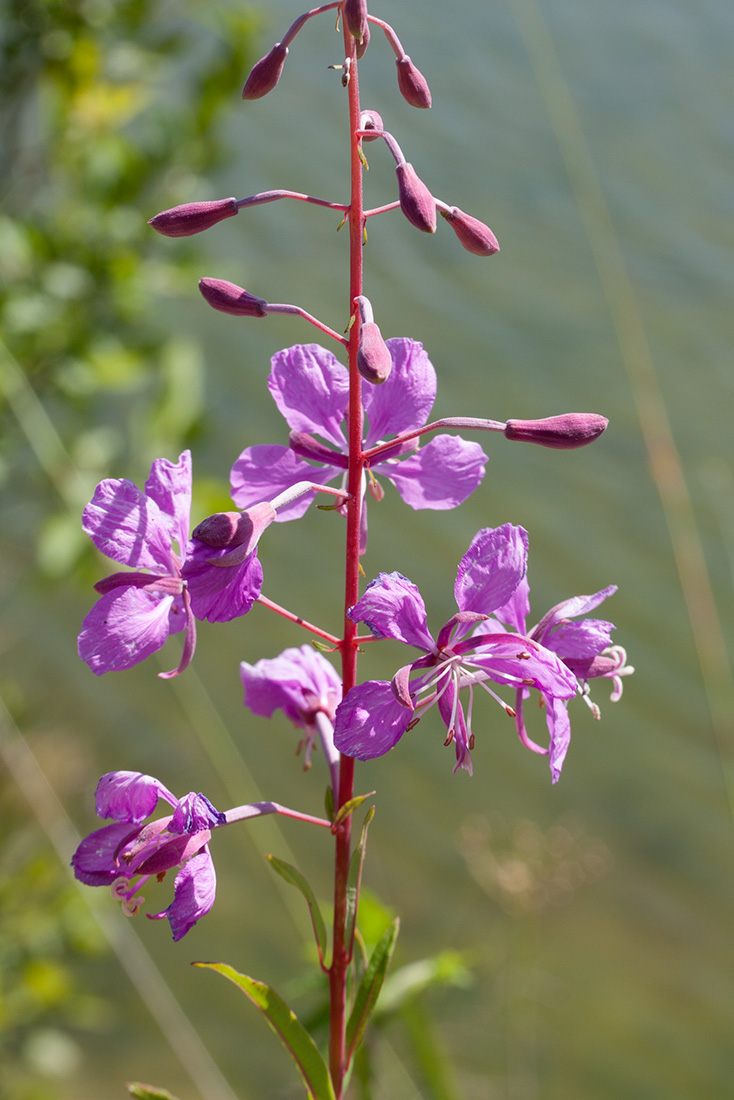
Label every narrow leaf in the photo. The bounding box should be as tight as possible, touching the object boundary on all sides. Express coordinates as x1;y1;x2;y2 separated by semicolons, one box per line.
332;791;375;830
345;806;375;950
127;1086;183;1100
266;855;328;960
194;962;336;1100
346;918;400;1064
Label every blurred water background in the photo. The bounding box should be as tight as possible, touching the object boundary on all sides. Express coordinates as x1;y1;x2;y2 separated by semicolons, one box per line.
1;0;733;1097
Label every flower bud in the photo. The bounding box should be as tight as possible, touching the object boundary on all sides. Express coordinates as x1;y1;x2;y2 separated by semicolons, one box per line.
242;43;288;100
396;163;436;234
441;207;499;256
198;278;268;317
357;322;392;384
148;198;239;238
343;0;368;44
504;414;609;449
355;22;370;59
359;109;383;140
193;503;276;566
395;56;432;109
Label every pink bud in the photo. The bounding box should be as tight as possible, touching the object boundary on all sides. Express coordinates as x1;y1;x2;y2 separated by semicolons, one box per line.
396;163;436;234
242;43;288;100
148;198;239;238
441;207;499;256
359;109;383;140
355;21;370;59
395;56;432;109
193;503;276;566
357;321;392;385
343;0;368;44
198;278;268;317
504;414;609;449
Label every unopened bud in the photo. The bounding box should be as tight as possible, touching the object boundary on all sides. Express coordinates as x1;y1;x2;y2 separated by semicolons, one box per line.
242;43;288;100
396;163;436;234
355;22;370;59
357;322;392;384
504;414;609;449
199;278;268;317
359;109;383;140
343;0;368;44
193;503;276;566
441;206;499;256
148;198;239;238
396;56;432;109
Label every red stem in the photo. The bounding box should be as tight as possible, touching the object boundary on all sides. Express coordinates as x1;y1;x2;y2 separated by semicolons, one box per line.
328;17;365;1098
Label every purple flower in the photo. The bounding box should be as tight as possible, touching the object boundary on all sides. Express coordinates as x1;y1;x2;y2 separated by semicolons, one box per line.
230;340;487;550
78;452;197;678
71;771;226;941
492;574;633;779
241;645;341;786
78;453;265;676
333;524;578;777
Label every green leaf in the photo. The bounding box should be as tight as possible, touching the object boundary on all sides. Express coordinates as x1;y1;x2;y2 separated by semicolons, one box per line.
126;1085;183;1100
345;807;375;951
194;962;336;1100
332;791;375;830
266;855;328;960
345;918;400;1065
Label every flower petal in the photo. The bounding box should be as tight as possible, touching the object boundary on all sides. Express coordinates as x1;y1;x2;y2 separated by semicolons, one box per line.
78;587;177;674
162;847;217;941
362;338;436;443
464;634;578;698
71;822;138;885
144;451;192;557
349;572;435;651
171;793;227;834
95;770;178;822
333;681;413;760
83;479;172;572
230;445;340;520
380;435;487;510
240;646;341;727
544;618;616;660
532;586;617;641
268;344;348;447
546;697;572;784
454;524;529;615
492;575;531;635
183;540;263;623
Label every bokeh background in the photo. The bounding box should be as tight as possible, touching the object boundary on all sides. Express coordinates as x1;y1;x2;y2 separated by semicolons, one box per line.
1;0;732;1098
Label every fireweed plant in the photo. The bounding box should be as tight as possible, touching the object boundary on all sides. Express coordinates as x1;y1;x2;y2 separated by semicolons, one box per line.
72;3;632;1097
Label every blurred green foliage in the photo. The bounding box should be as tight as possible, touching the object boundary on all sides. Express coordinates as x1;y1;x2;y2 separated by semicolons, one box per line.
0;0;255;578
1;2;256;1095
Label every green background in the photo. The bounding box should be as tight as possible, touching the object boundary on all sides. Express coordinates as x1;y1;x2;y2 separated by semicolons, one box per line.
1;0;732;1097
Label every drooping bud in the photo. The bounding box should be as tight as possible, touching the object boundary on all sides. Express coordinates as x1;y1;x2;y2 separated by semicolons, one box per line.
148;199;239;238
242;43;289;100
355;21;370;59
198;278;268;317
343;0;368;45
441;207;499;256
396;163;436;233
355;295;392;384
193;502;276;567
395;56;432;109
504;414;609;449
359;109;383;140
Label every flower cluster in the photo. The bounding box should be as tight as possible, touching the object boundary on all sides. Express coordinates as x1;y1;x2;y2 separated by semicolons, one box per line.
333;524;629;781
